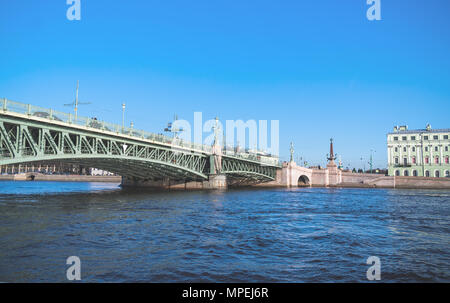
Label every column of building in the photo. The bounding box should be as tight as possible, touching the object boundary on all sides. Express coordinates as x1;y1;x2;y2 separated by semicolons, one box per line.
387;146;391;166
407;144;411;164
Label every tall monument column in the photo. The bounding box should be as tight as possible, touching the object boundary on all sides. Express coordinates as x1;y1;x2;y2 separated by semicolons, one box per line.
326;138;341;186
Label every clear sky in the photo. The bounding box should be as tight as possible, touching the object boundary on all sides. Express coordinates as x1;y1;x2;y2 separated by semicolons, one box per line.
1;0;450;168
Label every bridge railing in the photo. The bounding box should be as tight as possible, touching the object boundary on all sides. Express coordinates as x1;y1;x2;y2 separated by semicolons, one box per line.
0;98;217;154
1;98;280;165
223;148;280;166
0;98;214;152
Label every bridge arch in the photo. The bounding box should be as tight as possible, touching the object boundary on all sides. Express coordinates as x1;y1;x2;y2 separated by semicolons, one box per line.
0;155;209;181
297;175;310;187
282;162;313;187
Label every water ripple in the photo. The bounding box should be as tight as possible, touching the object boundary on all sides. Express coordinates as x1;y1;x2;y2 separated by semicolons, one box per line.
0;182;449;282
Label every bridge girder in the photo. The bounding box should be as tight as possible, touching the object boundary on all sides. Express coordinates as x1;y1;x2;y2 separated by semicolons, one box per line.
0;117;209;181
221;157;277;182
0;110;281;183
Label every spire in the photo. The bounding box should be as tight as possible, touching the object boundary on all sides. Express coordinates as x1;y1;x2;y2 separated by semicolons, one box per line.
327;138;336;162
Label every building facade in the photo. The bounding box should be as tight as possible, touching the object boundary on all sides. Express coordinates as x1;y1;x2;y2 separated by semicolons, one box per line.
387;125;450;178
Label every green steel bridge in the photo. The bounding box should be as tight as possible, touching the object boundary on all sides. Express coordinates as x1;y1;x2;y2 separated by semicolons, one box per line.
0;98;280;185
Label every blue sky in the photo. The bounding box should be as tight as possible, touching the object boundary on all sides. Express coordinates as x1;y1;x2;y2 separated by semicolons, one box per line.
1;0;450;168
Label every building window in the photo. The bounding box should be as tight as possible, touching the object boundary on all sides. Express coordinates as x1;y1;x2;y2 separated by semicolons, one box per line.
435;157;440;164
435;146;439;152
404;170;409;176
411;136;416;141
413;170;418;177
446;170;450;178
395;157;399;164
402;136;407;141
412;147;416;152
446;156;449;164
446;146;449;152
425;157;429;164
395;170;400;176
424;136;429;140
393;137;398;141
394;147;398;152
412;157;416;164
444;135;449;140
433;135;439;140
435;171;440;178
425;147;428;152
403;147;407;152
403;158;408;166
425;171;430;177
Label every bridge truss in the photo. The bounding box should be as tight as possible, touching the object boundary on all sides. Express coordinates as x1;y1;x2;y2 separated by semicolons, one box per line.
0;115;209;181
0;98;280;184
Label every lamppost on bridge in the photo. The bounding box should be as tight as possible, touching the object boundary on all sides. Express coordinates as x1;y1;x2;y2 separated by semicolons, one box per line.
122;103;126;132
64;80;91;121
164;114;184;139
290;142;294;163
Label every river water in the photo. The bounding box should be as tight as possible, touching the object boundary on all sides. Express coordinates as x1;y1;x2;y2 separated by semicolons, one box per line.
0;181;449;282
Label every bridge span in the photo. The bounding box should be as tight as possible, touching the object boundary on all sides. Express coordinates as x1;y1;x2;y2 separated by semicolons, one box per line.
0;98;280;189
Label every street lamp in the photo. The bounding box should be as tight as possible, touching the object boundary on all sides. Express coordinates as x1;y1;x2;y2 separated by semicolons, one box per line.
122;103;126;132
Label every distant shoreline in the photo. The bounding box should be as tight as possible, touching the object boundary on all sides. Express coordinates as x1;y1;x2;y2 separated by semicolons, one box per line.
2;174;450;190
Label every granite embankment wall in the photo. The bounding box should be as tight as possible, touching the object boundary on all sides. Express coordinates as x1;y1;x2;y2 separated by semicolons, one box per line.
311;169;328;187
2;171;449;190
394;176;450;189
338;172;394;188
335;172;450;189
253;169;450;189
0;174;121;182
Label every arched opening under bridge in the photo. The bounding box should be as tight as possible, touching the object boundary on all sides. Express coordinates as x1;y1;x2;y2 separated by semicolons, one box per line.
298;175;310;187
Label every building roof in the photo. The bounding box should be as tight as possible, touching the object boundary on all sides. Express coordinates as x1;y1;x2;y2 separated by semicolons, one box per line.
387;128;450;135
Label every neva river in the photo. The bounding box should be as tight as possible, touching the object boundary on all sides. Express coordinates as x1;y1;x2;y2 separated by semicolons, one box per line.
0;181;449;282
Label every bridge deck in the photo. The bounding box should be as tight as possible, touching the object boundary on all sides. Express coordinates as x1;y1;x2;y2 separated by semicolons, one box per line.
0;98;280;167
1;98;280;183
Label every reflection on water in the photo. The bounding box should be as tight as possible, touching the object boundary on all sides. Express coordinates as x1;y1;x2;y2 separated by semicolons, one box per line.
0;181;449;282
0;181;120;195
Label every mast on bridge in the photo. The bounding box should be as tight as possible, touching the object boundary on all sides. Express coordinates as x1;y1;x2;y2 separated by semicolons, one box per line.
64;80;91;120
